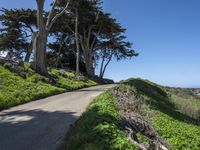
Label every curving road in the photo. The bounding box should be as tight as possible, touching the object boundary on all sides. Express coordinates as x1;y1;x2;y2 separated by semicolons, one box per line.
0;84;116;150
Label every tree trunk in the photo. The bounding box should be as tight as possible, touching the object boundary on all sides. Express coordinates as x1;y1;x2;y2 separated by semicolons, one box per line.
32;31;38;64
24;46;32;62
99;56;105;78
5;51;12;60
35;0;48;76
35;30;47;76
24;32;37;62
100;55;113;79
88;53;94;77
55;44;62;68
34;0;69;75
84;54;94;77
81;42;94;77
75;8;80;75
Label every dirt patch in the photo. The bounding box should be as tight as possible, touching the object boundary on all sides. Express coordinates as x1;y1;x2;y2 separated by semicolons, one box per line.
112;86;168;150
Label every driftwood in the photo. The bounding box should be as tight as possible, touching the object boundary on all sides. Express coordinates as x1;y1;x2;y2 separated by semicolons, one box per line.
112;86;168;150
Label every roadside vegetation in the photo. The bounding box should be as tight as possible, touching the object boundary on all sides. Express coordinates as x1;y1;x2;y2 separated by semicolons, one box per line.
123;79;200;149
0;65;98;110
49;69;97;90
66;91;137;150
66;78;200;150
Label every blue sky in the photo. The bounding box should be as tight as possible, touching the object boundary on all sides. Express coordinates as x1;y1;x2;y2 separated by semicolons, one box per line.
0;0;200;87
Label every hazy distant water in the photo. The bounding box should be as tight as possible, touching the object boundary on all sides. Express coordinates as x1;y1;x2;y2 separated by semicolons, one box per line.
197;93;200;96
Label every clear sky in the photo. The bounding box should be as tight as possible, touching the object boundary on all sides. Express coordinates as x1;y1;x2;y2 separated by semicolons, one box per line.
0;0;200;87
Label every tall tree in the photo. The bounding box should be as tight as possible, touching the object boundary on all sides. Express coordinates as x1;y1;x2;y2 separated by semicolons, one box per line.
54;0;85;75
49;0;98;76
0;26;26;61
98;35;138;78
35;0;70;75
75;8;80;75
47;33;76;69
77;0;102;77
0;8;37;61
60;0;138;78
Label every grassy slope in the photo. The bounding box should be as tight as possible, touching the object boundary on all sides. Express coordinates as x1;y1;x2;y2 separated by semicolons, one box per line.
66;91;137;150
66;78;200;150
0;66;97;110
49;69;97;90
123;79;200;150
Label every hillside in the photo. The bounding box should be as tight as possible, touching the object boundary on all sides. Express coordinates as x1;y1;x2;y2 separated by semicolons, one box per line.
0;64;98;110
66;78;200;150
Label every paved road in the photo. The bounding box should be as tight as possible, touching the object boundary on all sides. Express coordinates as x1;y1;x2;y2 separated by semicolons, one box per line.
0;84;116;150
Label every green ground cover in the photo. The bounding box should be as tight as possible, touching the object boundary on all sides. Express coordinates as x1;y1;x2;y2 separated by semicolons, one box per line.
0;66;97;110
67;78;200;150
66;91;137;150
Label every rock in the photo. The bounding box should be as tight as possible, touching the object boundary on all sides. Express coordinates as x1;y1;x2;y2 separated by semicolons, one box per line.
3;62;26;78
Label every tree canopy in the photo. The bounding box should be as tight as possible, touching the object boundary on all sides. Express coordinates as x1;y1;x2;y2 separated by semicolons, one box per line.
0;0;138;78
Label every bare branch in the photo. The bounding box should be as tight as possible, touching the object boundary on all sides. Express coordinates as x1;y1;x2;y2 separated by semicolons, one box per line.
21;22;34;33
47;1;70;32
46;0;57;28
87;26;93;47
102;53;112;77
90;22;102;50
95;11;100;23
65;24;82;41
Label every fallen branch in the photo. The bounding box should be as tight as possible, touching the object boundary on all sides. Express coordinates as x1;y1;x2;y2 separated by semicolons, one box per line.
112;86;169;150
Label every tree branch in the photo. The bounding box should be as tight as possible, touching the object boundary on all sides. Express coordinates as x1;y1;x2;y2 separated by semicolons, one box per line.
87;26;93;48
47;0;70;32
99;56;105;78
46;0;57;28
64;24;82;41
101;53;113;78
21;23;34;33
90;22;102;50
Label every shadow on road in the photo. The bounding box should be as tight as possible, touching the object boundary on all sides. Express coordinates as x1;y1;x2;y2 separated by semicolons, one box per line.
0;109;78;150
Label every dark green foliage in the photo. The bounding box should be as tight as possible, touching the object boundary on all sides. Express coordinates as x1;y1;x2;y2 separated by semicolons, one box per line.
0;1;137;77
92;77;114;84
66;91;137;150
101;78;115;84
0;8;37;60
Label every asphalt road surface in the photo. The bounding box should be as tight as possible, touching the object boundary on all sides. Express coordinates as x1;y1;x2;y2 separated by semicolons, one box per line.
0;84;116;150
